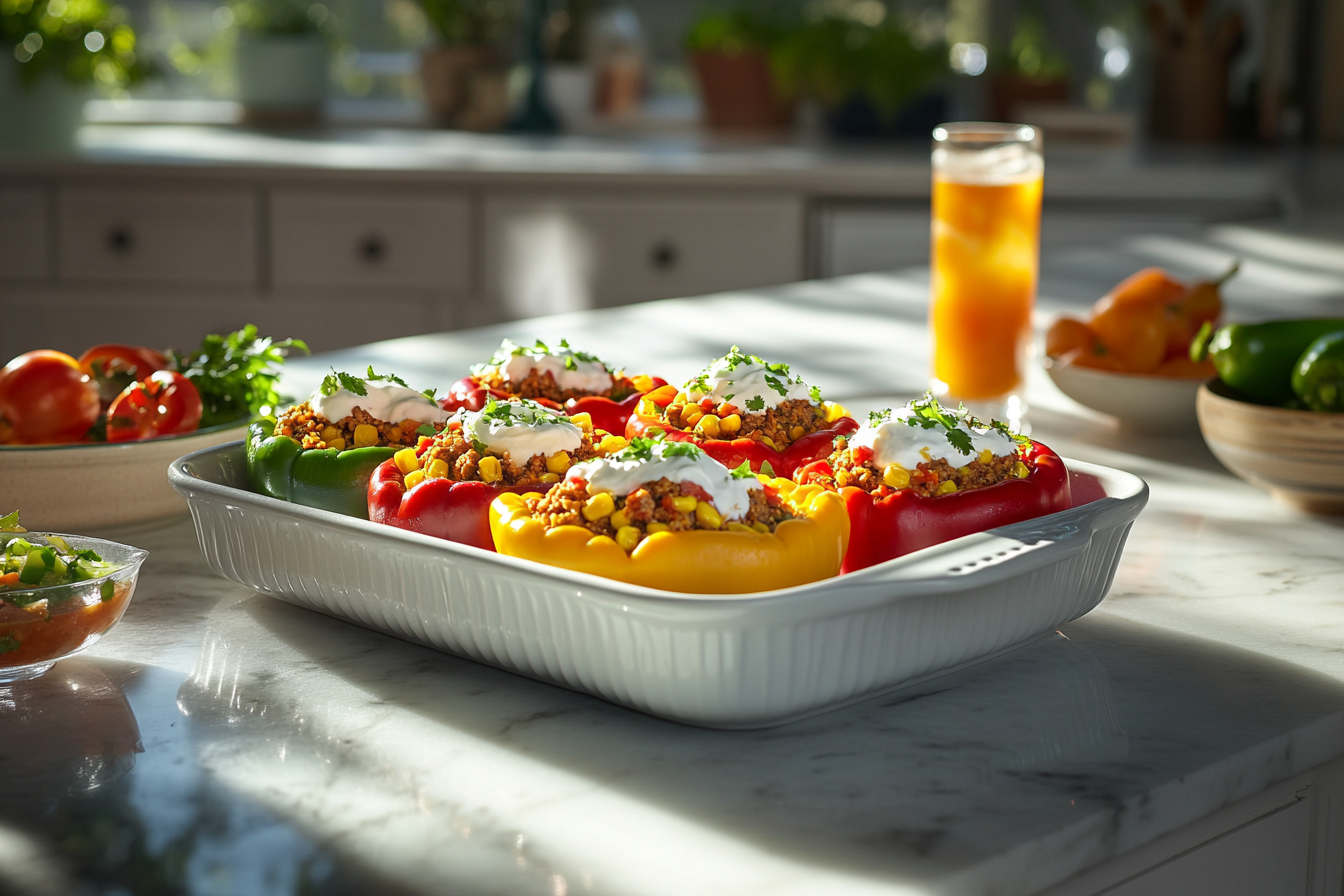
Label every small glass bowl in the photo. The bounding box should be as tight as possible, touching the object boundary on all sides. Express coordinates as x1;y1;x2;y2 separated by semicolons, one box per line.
0;533;149;683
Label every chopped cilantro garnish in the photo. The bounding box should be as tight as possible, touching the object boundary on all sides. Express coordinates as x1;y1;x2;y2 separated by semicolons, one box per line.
364;366;409;389
868;394;1027;456
809;385;823;403
483;338;610;372
416;424;437;437
320;369;368;397
745;396;765;412
729;460;755;480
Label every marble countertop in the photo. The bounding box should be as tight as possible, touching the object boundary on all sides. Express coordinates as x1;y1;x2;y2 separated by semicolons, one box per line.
3;226;1344;895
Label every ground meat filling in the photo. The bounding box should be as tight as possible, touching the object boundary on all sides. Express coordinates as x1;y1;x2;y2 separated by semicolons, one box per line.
526;477;797;544
417;421;604;488
274;402;425;450
660;396;828;450
477;368;638;404
818;436;1029;498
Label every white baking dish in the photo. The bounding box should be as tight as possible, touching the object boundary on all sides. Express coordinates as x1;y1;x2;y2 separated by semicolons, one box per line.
169;443;1147;729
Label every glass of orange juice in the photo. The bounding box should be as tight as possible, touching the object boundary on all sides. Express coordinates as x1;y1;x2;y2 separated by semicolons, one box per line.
929;123;1043;429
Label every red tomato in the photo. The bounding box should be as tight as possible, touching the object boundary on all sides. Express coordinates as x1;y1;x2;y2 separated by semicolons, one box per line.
106;371;203;442
78;344;169;380
0;350;101;443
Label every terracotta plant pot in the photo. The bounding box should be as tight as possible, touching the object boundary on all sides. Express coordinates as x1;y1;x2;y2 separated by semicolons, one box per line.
692;50;793;131
420;45;507;130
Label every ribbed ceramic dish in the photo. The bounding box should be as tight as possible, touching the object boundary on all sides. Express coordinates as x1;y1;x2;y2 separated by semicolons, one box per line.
169;443;1148;729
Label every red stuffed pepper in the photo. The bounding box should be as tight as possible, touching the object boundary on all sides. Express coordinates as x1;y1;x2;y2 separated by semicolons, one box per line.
626;347;857;478
368;398;627;550
794;396;1072;573
439;337;666;435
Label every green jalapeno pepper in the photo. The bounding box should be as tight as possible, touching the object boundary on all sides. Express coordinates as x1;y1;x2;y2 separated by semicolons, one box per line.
1194;318;1344;405
246;419;397;518
1292;330;1344;412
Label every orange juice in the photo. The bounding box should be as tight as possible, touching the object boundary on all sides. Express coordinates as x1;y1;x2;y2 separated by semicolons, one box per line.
929;124;1043;404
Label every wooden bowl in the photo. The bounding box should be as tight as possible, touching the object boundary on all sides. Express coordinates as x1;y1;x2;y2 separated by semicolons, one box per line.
1197;380;1344;514
1045;361;1203;431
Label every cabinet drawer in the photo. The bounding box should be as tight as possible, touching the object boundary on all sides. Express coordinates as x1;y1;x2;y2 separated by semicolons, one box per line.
482;194;803;319
57;184;257;285
271;190;471;291
0;182;51;282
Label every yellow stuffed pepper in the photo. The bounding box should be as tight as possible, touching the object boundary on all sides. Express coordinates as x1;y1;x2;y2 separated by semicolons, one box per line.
489;436;849;593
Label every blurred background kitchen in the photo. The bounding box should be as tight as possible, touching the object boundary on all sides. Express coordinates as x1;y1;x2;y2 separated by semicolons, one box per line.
1;0;1341;357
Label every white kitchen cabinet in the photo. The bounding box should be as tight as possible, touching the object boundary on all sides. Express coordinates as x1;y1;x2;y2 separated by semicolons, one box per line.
56;182;258;285
0;181;51;282
479;192;804;325
270;188;471;291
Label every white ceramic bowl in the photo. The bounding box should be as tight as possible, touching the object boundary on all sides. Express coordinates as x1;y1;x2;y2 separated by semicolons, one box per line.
1045;361;1205;431
1197;380;1344;514
0;423;247;532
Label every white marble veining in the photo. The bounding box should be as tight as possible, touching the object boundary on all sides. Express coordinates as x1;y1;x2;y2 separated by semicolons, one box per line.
3;226;1344;896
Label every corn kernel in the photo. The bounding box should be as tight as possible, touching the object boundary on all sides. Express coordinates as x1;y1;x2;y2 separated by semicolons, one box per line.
672;391;689;405
835;470;850;487
570;412;593;432
540;472;561;484
695;501;723;529
394;447;421;474
826;402;849;423
426;458;450;480
719;413;742;434
788;425;806;442
671;495;698;513
582;492;616;520
683;408;703;427
979;448;994;465
545;452;571;474
936;480;958;496
646;522;670;534
320;424;341;443
610;508;631;529
615;526;641;552
403;469;426;489
751;521;770;534
726;521;754;533
324;436;346;451
475;456;501;483
352;424;379;449
598;435;629;454
883;464;910;489
957;465;971;476
695;414;721;438
631;374;656;393
1014;461;1030;479
388;426;403;444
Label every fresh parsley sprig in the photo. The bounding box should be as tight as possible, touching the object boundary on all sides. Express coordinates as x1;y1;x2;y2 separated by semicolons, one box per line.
869;394;1027;456
484;338;610;372
171;325;308;428
319;367;435;402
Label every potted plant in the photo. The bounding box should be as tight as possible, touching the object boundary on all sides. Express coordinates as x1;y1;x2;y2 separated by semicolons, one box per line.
684;7;794;132
417;0;514;130
774;11;945;138
1;0;148;154
988;9;1070;122
230;0;330;125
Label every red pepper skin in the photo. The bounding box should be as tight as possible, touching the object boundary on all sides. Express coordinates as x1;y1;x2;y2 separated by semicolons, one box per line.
838;441;1072;573
367;458;541;551
439;375;666;435
626;409;859;479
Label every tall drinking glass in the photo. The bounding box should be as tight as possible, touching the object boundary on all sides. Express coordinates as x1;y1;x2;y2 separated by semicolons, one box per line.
929;123;1043;429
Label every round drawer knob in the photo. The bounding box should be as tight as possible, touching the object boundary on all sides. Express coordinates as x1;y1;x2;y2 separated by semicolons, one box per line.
358;233;387;264
650;241;678;272
106;225;134;255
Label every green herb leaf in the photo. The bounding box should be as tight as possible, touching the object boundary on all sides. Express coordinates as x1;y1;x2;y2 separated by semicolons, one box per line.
809;385;823;403
745;396;765;412
365;366;409;389
416;424;437;437
729;460;755;480
170;325;309;428
759;460;776;477
0;634;17;655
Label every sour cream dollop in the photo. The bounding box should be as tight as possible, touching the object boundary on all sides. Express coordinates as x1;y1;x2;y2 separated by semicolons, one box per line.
455;399;582;459
849;404;1017;470
473;339;614;395
310;381;452;426
684;349;816;412
567;441;758;520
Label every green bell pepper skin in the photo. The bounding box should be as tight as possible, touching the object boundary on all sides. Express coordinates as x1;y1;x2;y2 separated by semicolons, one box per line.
1204;319;1344;405
246;419;397;518
1293;330;1344;412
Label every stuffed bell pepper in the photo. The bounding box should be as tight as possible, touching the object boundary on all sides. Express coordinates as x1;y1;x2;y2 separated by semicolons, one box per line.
490;437;849;593
440;338;666;434
368;398;629;550
795;395;1072;573
626;347;858;478
248;368;452;518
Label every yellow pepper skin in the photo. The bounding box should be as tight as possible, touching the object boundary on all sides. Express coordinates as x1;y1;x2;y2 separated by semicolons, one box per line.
489;481;849;593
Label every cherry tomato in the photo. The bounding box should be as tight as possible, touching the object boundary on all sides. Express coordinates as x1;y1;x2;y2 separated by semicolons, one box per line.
1045;317;1099;359
0;350;101;443
78;344;169;380
1087;297;1168;373
106;371;203;442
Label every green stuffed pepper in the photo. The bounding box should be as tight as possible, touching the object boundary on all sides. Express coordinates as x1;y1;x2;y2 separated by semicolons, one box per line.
247;368;452;518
